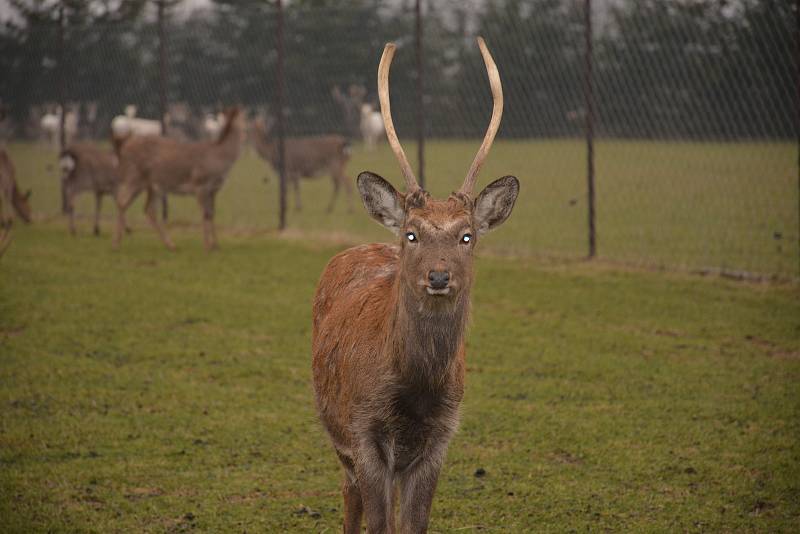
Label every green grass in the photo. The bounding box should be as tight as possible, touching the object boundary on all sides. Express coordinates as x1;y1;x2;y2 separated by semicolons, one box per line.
7;139;797;277
1;222;799;532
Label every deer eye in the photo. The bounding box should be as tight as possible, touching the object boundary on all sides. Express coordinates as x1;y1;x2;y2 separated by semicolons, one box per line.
460;233;472;244
406;232;417;243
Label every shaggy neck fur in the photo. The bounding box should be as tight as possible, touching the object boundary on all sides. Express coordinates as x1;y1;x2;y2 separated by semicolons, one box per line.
390;275;471;392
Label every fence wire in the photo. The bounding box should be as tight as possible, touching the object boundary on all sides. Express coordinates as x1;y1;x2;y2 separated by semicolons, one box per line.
0;0;796;279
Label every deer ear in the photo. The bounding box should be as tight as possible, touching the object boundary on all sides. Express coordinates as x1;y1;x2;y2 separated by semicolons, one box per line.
357;171;404;235
474;176;519;235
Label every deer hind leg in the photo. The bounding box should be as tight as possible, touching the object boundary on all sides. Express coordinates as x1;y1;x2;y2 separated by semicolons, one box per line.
114;183;141;248
326;172;340;213
336;159;353;213
197;191;218;251
144;188;175;251
93;192;102;236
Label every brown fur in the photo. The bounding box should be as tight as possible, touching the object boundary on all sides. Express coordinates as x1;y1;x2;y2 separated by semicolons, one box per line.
60;143;122;236
0;147;32;227
113;107;245;251
312;174;518;532
250;117;352;212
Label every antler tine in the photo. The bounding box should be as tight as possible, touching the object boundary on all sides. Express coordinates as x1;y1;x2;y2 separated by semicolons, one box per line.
460;37;503;196
378;43;419;193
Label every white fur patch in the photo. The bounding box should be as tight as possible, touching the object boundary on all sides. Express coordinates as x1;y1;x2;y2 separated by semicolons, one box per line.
59;154;75;173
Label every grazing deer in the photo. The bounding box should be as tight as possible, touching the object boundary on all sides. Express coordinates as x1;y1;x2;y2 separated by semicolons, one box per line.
59;143;124;236
0;147;32;257
312;38;518;533
114;107;245;251
250;117;352;212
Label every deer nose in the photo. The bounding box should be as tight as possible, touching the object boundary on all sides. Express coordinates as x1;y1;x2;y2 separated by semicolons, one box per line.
428;270;450;289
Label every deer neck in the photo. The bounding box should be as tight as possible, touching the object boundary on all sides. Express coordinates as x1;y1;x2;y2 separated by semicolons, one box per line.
215;124;242;161
389;276;470;390
255;125;279;164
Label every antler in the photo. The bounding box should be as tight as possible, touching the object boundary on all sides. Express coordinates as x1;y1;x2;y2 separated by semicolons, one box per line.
378;43;419;193
459;37;503;197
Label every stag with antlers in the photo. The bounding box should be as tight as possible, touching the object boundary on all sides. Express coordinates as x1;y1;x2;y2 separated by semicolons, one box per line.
312;38;519;533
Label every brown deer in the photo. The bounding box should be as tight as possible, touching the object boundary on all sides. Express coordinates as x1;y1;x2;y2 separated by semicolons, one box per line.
250;117;352;212
0;146;32;257
312;38;518;533
59;143;123;236
113;107;245;251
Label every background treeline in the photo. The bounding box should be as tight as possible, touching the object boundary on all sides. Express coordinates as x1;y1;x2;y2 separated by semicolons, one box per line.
0;0;794;139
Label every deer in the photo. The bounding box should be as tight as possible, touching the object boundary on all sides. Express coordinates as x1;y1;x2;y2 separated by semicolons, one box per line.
0;146;32;257
360;102;385;150
332;83;367;140
250;116;353;213
110;105;163;145
59;143;125;236
312;38;519;533
113;107;245;251
40;106;78;150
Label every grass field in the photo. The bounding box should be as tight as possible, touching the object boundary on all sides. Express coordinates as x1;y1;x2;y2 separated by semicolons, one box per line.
5;139;797;278
1;220;799;532
1;139;799;531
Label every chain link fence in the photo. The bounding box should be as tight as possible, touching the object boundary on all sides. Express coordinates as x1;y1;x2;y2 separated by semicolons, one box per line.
1;0;796;279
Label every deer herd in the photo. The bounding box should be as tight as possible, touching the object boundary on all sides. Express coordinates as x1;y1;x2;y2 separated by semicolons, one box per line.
2;38;519;532
1;91;387;252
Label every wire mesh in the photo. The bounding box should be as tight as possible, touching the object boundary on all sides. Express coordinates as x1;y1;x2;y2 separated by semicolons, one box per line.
0;0;796;279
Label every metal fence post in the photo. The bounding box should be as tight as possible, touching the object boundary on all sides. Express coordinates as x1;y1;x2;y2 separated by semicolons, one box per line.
584;0;596;259
157;0;169;221
276;0;288;231
415;0;425;189
58;2;68;215
57;3;66;153
795;0;799;277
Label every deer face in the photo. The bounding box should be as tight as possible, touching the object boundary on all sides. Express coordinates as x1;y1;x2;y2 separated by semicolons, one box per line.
358;37;518;304
358;173;518;302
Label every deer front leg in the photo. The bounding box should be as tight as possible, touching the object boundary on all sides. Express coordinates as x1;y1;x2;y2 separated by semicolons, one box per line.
396;431;454;534
337;451;364;534
93;192;102;236
144;188;175;251
197;191;218;251
354;437;396;534
65;194;76;236
397;455;444;534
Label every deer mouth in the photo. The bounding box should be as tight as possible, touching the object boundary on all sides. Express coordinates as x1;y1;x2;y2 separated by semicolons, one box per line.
425;287;451;296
